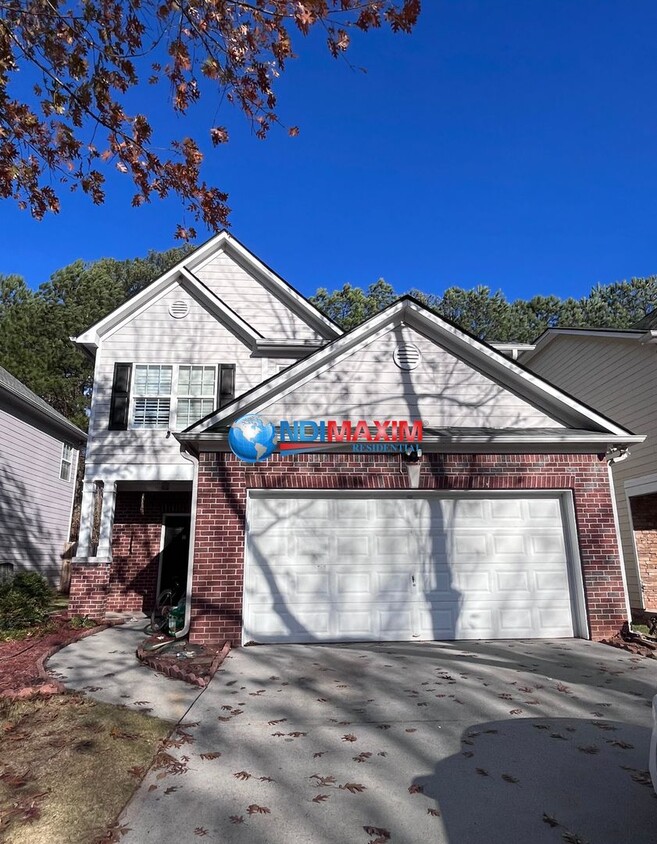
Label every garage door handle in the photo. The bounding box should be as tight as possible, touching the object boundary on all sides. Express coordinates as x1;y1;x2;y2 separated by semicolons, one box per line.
411;575;416;586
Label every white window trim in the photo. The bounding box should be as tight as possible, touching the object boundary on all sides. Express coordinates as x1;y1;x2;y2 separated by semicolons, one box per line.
128;364;220;432
60;442;74;482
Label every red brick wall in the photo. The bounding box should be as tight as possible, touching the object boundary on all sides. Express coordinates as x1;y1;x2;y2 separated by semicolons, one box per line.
191;451;626;645
69;490;191;618
630;493;657;610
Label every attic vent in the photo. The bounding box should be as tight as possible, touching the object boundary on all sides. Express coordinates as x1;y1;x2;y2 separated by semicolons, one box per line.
169;300;189;319
393;343;421;370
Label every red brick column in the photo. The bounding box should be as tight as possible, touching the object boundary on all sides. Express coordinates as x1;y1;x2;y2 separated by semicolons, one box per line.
190;451;626;645
69;562;111;619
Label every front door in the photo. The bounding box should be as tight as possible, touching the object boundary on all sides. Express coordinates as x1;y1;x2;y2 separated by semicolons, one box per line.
159;515;191;600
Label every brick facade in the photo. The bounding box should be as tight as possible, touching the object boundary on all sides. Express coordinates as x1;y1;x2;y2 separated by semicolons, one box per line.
630;493;657;610
190;451;626;645
69;490;191;618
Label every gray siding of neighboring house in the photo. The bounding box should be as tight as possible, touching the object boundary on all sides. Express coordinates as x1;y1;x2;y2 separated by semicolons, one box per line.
0;399;78;585
526;335;657;608
260;324;566;428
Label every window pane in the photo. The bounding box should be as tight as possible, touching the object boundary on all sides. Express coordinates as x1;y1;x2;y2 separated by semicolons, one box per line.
133;397;170;428
134;365;172;396
177;398;214;428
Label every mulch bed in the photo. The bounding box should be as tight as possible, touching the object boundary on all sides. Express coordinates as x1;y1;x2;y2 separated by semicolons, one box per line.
0;615;111;698
601;622;657;658
137;635;230;687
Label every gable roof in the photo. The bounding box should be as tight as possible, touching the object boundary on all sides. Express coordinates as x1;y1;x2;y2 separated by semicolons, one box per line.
73;231;343;352
179;296;640;448
0;366;86;443
519;327;657;365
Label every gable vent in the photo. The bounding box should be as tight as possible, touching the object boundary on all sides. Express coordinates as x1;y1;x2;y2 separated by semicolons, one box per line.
393;343;421;370
169;300;189;319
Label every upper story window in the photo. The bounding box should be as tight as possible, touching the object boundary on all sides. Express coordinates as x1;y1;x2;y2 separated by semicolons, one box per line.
60;443;74;481
132;365;173;429
109;362;235;431
177;366;216;429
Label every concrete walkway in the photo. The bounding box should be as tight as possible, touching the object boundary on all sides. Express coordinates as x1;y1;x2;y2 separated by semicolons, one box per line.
47;620;201;722
116;639;657;844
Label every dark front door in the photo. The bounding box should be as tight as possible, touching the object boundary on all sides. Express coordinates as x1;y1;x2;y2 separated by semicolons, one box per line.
159;515;191;600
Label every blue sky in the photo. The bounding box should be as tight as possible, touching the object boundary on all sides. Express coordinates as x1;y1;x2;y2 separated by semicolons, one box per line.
2;1;657;302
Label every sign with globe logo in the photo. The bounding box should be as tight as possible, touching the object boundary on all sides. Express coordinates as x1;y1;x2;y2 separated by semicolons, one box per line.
228;415;278;463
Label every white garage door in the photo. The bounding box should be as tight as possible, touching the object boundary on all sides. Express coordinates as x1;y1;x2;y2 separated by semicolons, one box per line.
243;493;583;644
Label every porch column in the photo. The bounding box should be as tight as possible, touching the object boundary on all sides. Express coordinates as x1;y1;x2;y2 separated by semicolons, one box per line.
96;481;117;559
77;480;96;557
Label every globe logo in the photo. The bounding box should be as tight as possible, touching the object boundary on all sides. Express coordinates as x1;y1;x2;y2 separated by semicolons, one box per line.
228;415;277;463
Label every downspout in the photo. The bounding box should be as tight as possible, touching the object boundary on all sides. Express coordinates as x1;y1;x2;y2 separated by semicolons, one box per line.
175;446;200;639
605;448;632;624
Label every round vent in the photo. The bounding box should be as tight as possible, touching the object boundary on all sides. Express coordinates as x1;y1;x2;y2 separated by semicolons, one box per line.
393;343;421;370
169;300;189;319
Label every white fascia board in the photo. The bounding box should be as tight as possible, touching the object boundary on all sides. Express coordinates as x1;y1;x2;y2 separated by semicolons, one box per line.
179;267;263;346
177;432;644;454
193;235;343;340
404;303;634;437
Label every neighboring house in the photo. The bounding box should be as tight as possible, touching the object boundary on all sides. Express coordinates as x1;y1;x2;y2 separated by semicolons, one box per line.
0;366;86;585
519;323;657;616
69;232;644;645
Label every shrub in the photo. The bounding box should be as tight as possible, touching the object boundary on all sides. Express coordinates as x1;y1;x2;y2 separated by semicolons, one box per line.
0;572;53;629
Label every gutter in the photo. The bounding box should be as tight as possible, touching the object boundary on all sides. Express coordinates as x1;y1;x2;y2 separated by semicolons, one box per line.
175;446;200;640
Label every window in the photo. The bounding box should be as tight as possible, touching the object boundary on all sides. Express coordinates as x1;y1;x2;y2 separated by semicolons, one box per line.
60;443;74;481
132;365;173;428
177;365;216;429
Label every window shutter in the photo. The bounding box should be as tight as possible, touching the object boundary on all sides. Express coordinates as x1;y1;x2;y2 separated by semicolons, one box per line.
109;363;132;430
218;364;235;409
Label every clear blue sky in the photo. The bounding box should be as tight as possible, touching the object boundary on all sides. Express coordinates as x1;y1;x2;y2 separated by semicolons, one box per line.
2;1;657;302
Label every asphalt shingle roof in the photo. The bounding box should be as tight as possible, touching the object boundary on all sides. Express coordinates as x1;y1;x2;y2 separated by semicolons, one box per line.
0;366;86;442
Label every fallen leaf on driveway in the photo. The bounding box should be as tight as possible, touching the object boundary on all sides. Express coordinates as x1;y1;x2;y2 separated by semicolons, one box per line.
310;775;336;786
408;784;424;794
268;719;287;726
475;768;488;776
363;826;390;840
340;782;366;793
509;709;523;715
342;734;357;742
427;808;441;816
542;813;560;828
313;752;327;758
247;804;271;815
194;828;208;836
376;725;391;730
229;816;244;824
199;752;222;760
288;731;307;738
501;774;518;784
259;776;275;782
312;794;330;803
353;753;372;763
234;771;252;781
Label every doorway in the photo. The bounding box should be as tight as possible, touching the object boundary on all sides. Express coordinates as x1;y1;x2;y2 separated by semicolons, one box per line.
158;514;191;600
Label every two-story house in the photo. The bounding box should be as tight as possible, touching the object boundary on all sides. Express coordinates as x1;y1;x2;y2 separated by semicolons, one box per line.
69;232;643;646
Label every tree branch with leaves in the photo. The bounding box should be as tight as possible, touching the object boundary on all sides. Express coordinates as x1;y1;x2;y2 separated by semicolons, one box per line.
0;0;420;237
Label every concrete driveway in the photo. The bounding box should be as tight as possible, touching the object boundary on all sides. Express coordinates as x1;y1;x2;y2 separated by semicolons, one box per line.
120;640;657;843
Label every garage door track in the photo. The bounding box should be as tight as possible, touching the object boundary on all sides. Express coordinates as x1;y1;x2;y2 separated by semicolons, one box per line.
120;640;657;843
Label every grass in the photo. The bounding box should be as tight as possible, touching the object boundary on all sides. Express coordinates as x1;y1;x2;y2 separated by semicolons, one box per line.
0;694;173;844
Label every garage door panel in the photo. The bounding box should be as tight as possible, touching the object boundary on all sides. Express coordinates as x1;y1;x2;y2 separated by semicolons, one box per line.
243;494;579;643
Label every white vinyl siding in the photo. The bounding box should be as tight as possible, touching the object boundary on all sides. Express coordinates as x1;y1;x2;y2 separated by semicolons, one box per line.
177;366;216;429
85;282;271;475
59;443;73;481
259;323;565;429
132;365;173;429
527;335;657;609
